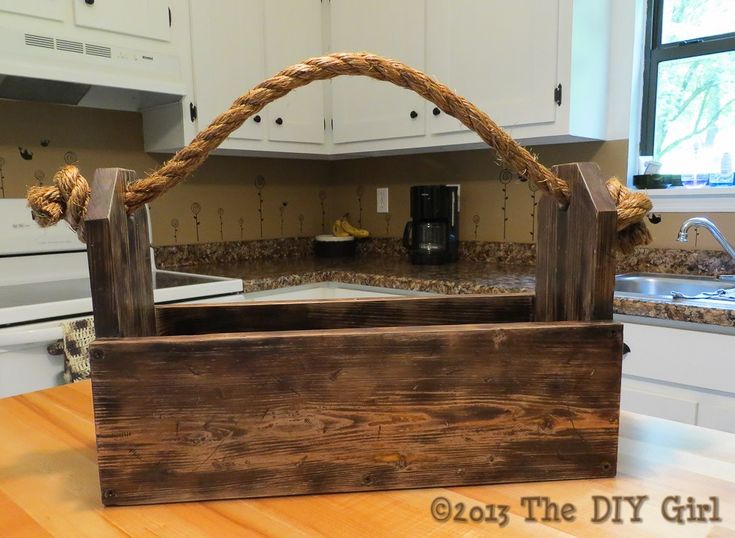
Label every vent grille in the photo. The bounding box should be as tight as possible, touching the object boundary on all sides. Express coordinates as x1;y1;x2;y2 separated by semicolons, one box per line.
85;43;111;58
25;34;54;49
56;39;83;54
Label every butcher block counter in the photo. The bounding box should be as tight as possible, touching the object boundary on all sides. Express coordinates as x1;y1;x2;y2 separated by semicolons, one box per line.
0;382;733;537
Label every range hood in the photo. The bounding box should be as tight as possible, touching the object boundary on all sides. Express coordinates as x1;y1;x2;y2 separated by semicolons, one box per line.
0;26;186;112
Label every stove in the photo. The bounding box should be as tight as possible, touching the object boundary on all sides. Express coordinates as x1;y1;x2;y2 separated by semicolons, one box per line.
0;199;244;397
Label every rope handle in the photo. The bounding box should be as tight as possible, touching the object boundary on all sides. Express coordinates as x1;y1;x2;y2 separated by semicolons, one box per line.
26;52;652;251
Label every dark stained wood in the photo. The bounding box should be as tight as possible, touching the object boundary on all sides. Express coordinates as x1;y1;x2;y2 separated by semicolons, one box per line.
89;320;623;506
126;207;156;336
84;168;155;337
155;293;534;335
534;162;617;322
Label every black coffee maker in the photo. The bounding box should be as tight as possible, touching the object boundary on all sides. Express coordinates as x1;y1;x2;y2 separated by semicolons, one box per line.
402;185;459;265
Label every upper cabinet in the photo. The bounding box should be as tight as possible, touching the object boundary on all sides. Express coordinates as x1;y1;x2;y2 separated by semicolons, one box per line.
426;0;559;135
189;0;266;143
72;0;172;42
146;0;326;154
329;0;426;144
264;0;325;145
143;0;611;156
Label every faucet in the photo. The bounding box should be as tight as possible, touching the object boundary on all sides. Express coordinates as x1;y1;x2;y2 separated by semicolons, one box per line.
677;217;735;262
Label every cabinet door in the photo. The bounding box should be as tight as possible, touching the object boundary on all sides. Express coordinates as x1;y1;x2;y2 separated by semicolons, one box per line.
189;0;265;142
264;0;324;144
426;0;558;135
73;0;172;42
330;0;426;143
0;0;64;21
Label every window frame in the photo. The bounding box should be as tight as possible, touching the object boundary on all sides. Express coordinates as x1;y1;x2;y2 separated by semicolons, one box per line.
640;0;735;158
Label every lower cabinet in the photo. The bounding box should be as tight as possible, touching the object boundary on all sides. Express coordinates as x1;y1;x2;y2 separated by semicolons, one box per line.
620;320;735;433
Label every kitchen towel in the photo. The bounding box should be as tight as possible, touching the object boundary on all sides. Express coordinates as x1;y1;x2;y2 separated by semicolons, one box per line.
60;317;95;383
671;288;735;302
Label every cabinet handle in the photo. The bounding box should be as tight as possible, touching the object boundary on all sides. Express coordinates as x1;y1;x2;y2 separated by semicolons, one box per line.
85;0;94;4
253;115;261;123
409;110;418;119
275;117;284;125
432;107;441;116
623;343;631;359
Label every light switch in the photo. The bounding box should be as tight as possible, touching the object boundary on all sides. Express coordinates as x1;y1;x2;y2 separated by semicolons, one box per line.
377;187;389;213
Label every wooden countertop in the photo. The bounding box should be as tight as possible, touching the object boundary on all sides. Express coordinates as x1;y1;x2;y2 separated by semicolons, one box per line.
1;381;733;537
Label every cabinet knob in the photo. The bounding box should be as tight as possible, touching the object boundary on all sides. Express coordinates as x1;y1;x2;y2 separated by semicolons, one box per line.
275;117;284;125
409;110;418;119
432;107;441;116
253;115;261;123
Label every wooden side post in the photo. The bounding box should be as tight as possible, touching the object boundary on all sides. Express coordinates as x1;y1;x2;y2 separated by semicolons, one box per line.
84;168;155;337
534;162;617;322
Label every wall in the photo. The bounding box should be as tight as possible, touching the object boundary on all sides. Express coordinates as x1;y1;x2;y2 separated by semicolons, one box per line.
0;100;330;246
1;99;733;252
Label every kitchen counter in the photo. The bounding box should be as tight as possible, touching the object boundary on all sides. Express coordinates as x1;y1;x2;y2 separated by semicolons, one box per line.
1;381;732;537
175;258;735;328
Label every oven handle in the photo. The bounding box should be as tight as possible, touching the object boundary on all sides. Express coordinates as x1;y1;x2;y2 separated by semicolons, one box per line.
0;326;64;347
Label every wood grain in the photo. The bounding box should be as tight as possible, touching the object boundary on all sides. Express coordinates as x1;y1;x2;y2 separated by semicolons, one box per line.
3;382;733;537
534;162;617;322
84;168;155;337
155;293;534;335
89;321;622;505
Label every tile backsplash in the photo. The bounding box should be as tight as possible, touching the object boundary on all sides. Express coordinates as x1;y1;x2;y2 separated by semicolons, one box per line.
2;99;733;253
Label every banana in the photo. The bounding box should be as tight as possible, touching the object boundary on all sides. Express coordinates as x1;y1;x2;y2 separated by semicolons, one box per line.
332;218;351;237
339;215;370;238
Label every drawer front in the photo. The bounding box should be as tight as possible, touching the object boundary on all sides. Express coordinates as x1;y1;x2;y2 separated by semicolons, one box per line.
621;386;698;425
622;323;735;394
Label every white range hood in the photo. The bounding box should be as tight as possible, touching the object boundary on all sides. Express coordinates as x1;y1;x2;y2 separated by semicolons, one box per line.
0;0;187;111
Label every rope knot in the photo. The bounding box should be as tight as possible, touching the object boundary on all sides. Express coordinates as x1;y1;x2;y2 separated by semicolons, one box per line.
27;165;90;242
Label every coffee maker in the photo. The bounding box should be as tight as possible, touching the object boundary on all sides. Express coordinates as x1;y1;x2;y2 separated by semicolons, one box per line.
402;185;459;265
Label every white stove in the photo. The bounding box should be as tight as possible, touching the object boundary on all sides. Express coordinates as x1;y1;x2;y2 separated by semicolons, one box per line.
0;199;244;398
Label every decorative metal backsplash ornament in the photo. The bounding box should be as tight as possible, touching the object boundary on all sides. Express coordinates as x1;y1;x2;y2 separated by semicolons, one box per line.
499;168;513;241
472;214;481;239
0;157;5;198
356;185;364;227
34;170;45;186
218;207;225;240
170;218;180;244
318;190;327;233
238;217;245;240
255;175;266;238
191;202;202;242
529;180;539;241
298;214;305;235
63;151;78;165
279;202;288;237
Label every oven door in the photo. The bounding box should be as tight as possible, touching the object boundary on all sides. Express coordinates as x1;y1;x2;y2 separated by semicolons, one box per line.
0;319;68;399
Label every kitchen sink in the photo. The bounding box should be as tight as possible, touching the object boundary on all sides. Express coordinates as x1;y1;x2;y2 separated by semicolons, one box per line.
615;273;735;300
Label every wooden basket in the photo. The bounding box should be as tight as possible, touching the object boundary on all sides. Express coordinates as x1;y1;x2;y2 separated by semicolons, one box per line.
34;54;632;506
84;161;622;506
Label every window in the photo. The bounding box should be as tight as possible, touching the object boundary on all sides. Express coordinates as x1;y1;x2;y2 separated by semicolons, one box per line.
641;0;735;182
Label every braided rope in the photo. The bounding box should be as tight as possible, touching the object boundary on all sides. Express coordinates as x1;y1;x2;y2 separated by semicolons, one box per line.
26;52;652;251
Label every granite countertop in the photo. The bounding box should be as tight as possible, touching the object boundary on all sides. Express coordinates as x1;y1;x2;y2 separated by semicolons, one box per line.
174;257;735;328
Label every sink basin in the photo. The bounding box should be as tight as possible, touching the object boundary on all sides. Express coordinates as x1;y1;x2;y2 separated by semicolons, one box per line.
615;273;735;300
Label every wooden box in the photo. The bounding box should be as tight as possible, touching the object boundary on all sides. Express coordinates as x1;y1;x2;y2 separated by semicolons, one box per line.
85;163;622;506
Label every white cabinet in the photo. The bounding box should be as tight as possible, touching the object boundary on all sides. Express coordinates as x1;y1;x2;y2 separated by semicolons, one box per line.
72;0;172;42
426;0;559;135
183;0;325;153
189;0;266;143
0;0;64;21
264;0;325;145
143;0;612;156
620;320;735;433
329;0;426;144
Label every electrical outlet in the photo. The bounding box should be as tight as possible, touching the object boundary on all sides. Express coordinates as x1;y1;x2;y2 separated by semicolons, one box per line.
377;187;389;213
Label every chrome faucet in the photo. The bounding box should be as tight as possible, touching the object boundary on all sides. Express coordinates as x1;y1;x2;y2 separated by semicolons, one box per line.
677;217;735;260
